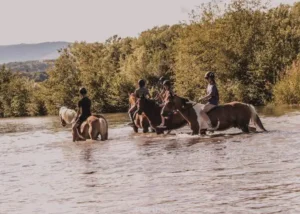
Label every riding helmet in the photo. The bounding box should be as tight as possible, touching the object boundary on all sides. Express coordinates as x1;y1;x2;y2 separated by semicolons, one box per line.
138;79;146;87
163;80;171;87
79;87;87;95
205;72;215;79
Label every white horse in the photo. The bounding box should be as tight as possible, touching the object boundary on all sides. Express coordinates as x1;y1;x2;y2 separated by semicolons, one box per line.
58;106;109;141
59;107;77;126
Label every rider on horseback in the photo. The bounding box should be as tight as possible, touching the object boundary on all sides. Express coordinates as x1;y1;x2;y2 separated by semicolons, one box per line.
128;79;150;126
199;72;219;131
153;76;166;103
73;87;92;141
157;80;174;128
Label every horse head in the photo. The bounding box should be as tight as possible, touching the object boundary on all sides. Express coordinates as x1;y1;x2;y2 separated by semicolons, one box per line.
162;94;190;116
60;116;67;127
59;106;73;127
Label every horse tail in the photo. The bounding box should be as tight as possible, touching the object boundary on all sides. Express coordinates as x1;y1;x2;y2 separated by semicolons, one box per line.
248;105;267;132
97;114;108;140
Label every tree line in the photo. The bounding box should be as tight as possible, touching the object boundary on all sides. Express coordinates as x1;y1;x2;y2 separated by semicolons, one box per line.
0;0;300;117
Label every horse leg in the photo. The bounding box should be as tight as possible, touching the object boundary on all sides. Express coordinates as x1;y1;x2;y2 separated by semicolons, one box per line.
72;123;83;142
239;118;250;133
191;123;200;135
132;112;139;133
241;125;250;133
72;130;76;142
200;129;206;135
88;124;95;140
88;121;100;140
142;118;149;133
191;129;199;135
100;132;104;141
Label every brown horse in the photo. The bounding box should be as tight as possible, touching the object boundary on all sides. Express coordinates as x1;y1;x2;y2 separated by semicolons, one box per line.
59;107;108;141
128;93;151;133
162;94;267;135
73;115;109;141
136;96;187;134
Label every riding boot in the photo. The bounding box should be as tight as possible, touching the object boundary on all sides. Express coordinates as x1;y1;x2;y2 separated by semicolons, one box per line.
157;116;167;128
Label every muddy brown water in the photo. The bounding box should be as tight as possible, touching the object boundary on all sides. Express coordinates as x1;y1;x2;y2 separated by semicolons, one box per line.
1;107;300;214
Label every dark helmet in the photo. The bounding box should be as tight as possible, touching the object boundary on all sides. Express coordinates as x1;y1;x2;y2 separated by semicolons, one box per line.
138;79;146;87
159;76;166;83
79;87;87;95
205;72;215;79
163;80;171;87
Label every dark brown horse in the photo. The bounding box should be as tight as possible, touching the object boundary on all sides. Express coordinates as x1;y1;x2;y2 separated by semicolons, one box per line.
136;96;187;134
128;93;151;133
162;94;267;135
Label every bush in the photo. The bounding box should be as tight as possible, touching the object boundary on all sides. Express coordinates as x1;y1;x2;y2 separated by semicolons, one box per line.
274;58;300;105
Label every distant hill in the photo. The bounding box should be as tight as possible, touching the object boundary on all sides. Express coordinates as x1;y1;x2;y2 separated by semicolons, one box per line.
1;60;55;82
4;60;55;73
0;42;69;64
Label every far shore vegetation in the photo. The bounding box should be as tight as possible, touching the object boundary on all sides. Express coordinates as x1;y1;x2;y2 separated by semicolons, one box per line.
1;0;300;117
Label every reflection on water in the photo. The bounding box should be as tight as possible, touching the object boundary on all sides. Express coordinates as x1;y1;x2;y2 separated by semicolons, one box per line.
1;107;300;214
257;104;300;117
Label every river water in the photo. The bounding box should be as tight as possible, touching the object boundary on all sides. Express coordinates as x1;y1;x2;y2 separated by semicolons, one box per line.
1;107;300;214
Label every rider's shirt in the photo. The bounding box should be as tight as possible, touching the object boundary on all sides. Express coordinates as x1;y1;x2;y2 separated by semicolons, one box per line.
163;89;174;103
207;84;219;105
134;87;150;98
78;96;92;121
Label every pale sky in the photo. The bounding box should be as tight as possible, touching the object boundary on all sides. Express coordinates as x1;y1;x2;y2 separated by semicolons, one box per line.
0;0;298;45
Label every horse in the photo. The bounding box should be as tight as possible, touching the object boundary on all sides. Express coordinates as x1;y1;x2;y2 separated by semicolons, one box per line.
136;96;188;134
161;95;267;135
128;93;151;133
58;106;108;141
59;106;77;126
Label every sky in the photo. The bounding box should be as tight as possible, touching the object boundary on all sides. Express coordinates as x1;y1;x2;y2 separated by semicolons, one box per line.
0;0;298;45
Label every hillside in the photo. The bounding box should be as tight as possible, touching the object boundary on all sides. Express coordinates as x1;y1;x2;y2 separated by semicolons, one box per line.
1;60;55;82
0;42;69;63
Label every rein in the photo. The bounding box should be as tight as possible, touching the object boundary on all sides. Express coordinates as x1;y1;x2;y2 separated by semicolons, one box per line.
170;97;198;123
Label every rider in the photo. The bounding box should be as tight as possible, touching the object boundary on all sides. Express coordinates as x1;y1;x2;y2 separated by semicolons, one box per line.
199;72;219;131
157;80;174;128
73;87;92;141
128;79;150;126
154;76;167;103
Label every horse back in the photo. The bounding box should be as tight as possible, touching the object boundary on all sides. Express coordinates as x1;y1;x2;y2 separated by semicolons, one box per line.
207;102;252;130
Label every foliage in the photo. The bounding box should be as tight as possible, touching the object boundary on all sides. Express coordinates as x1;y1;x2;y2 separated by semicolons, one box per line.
174;0;300;105
0;66;32;117
273;57;300;104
